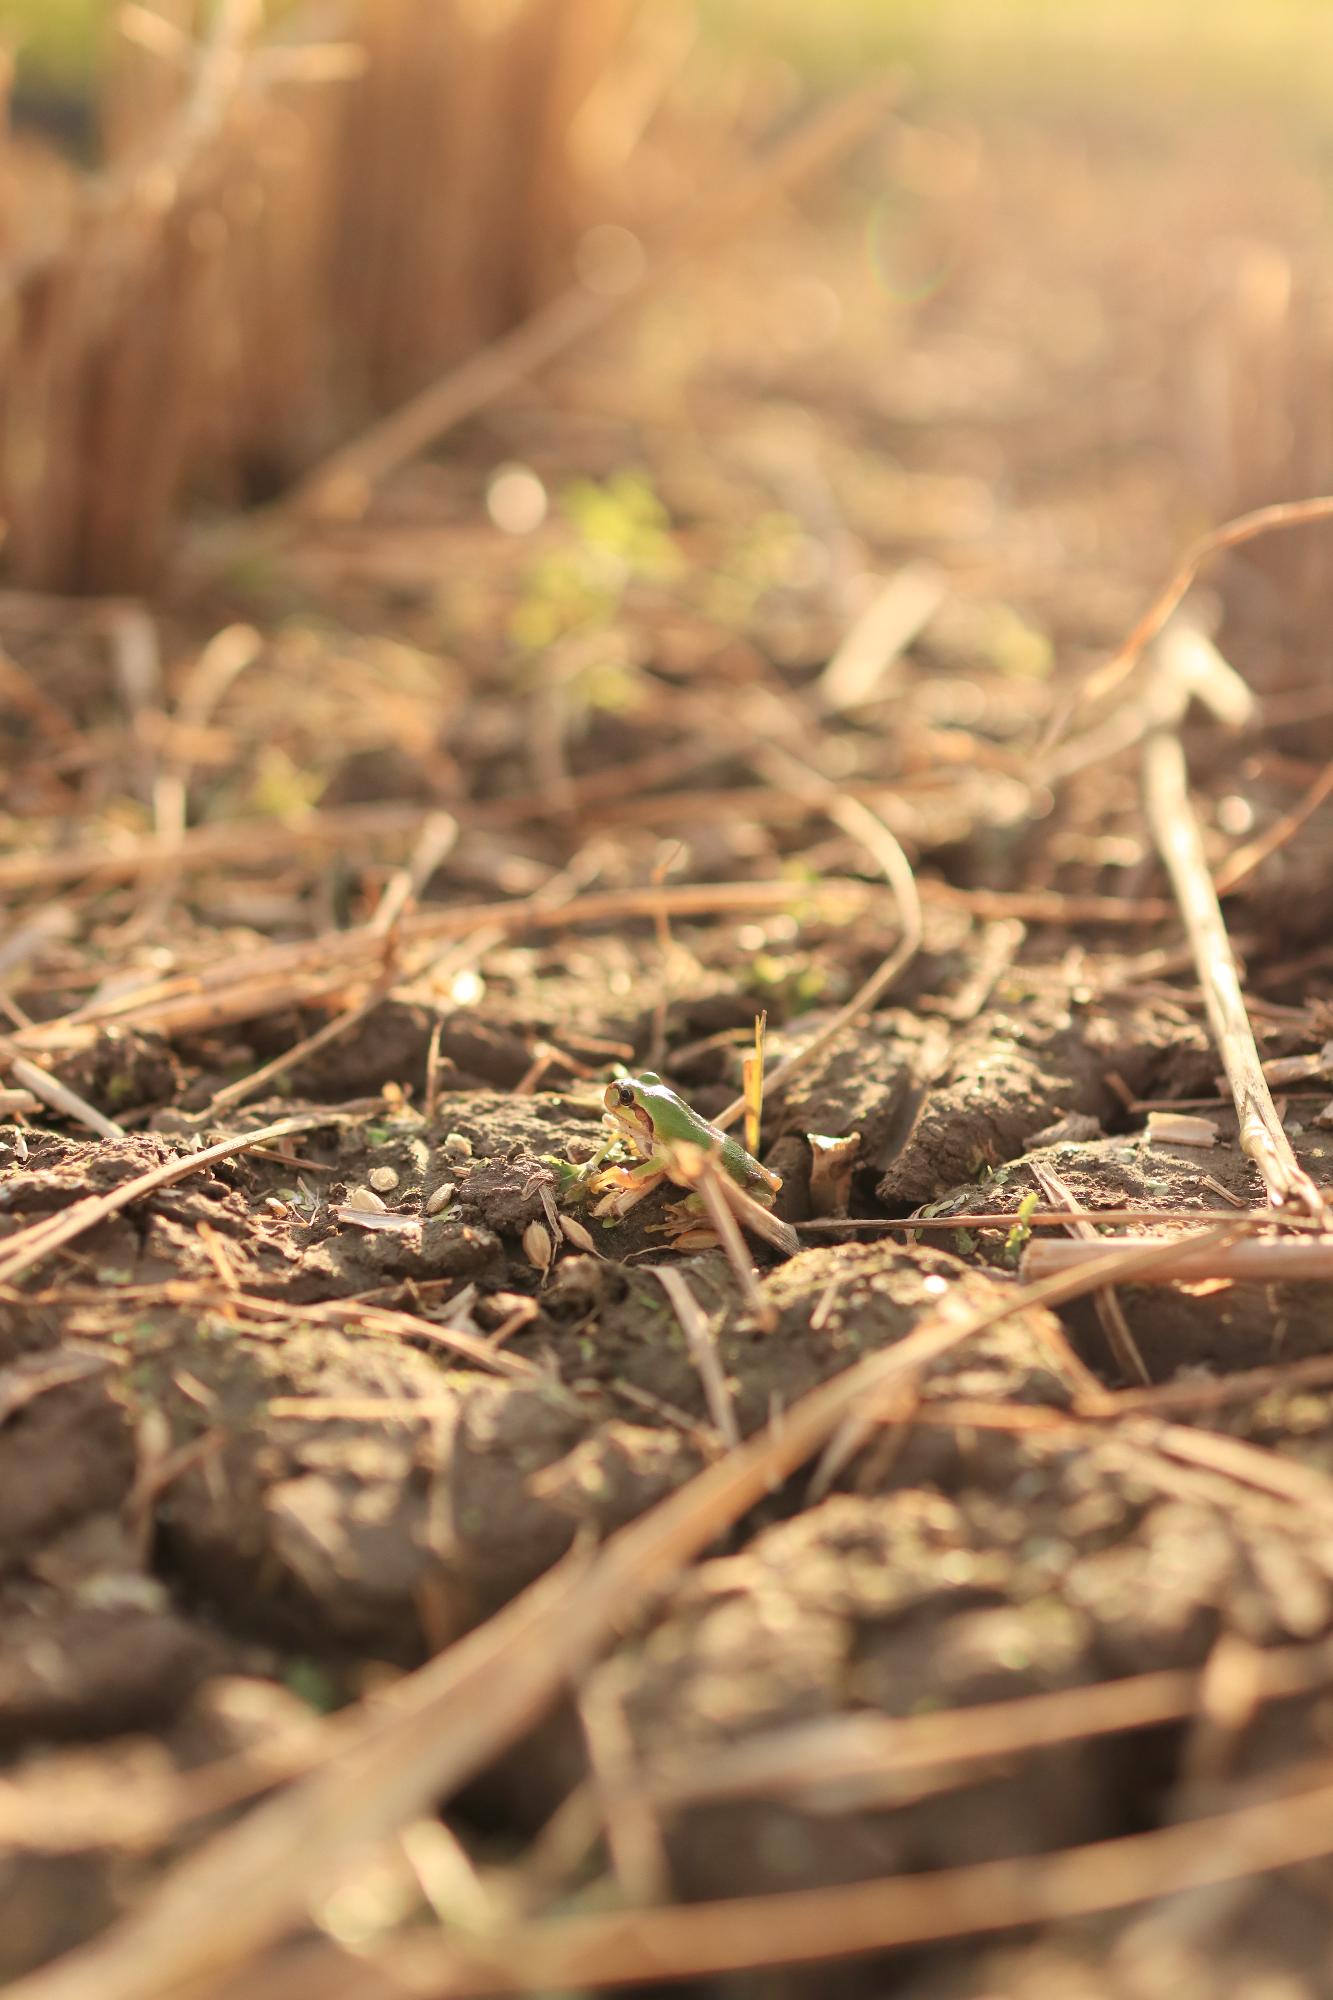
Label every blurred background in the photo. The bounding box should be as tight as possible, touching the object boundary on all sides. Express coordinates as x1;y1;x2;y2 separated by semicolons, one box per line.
4;0;1333;977
3;0;1333;593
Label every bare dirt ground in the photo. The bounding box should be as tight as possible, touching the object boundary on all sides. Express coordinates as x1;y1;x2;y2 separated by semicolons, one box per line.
6;81;1333;1999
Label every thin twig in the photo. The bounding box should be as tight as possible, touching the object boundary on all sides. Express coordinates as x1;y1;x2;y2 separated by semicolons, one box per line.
715;745;922;1131
1057;494;1333;732
1107;1347;1333;1416
131;623;264;934
1143;723;1324;1216
106;602;166;824
423;1017;446;1122
1030;1159;1149;1386
577;1674;670;1908
644;1635;1333;1811
230;1293;541;1385
205;1770;1333;1997
1125;1418;1333;1526
693;1159;779;1332
14;878;870;1056
0;800;432;896
204;968;400;1116
1214;755;1333;896
1045;613;1254;785
921;881;1173;925
797;1207;1317;1236
368;811;459;937
0;1114;330;1287
653;1265;741;1449
6;1055;125;1141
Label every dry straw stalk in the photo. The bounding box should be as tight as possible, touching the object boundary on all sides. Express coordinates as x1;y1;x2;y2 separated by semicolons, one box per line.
0;0;638;590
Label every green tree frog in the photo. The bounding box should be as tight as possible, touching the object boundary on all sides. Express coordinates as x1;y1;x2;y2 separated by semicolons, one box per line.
601;1072;781;1197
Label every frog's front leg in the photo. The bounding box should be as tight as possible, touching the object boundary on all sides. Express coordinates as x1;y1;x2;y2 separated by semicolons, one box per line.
575;1129;624;1181
591;1158;670;1218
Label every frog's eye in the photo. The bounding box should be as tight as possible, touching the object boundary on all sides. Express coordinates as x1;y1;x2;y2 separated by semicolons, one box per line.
637;1071;662;1087
609;1083;636;1107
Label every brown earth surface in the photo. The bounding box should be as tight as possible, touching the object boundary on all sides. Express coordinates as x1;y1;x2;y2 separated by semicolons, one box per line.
5;74;1333;2000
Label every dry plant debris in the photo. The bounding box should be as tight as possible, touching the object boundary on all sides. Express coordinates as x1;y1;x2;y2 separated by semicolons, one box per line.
7;28;1333;2000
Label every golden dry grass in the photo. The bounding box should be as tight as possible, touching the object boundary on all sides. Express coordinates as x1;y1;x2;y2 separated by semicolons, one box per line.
0;0;636;590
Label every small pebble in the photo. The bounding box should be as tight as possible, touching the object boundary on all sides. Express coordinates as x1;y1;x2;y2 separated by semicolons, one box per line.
1146;1110;1218;1150
425;1182;456;1214
443;1132;473;1161
346;1186;388;1213
368;1166;400;1193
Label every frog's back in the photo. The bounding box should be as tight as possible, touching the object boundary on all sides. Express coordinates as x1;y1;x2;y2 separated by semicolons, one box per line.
715;1129;781;1193
639;1079;780;1194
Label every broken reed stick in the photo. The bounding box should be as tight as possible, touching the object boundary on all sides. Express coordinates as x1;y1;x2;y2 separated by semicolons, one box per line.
815;560;945;713
1043;614;1255;784
6;1055;125;1141
920;881;1172;925
1022;1234;1333;1284
1143;723;1324;1217
701;1158;799;1260
1108;1346;1333;1416
1126;1416;1333;1524
576;1673;670;1910
1;1228;1236;2000
0;1112;330;1288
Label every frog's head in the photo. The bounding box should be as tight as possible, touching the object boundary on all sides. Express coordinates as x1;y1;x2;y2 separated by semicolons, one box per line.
603;1071;661;1144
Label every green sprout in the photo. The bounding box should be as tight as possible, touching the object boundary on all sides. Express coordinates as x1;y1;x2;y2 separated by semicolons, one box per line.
1003;1190;1040;1266
509;471;681;659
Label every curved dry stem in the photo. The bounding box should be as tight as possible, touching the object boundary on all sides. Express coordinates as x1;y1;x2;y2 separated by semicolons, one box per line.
1051;493;1333;742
